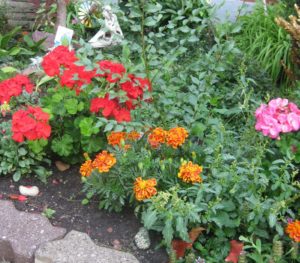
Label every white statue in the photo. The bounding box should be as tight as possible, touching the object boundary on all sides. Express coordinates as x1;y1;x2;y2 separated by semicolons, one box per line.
89;5;123;48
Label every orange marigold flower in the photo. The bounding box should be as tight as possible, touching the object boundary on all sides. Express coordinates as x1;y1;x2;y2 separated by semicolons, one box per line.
92;150;116;173
178;161;203;183
133;177;157;201
148;127;166;148
126;131;141;141
166;127;188;149
107;131;126;146
80;159;93;177
286;220;300;242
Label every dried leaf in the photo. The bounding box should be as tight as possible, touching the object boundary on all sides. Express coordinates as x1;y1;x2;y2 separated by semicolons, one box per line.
172;227;205;258
225;240;244;263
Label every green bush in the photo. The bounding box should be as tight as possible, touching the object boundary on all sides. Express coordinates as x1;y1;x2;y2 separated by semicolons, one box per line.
0;121;51;182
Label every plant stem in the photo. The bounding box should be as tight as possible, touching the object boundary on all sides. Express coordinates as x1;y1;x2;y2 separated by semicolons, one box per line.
140;0;150;80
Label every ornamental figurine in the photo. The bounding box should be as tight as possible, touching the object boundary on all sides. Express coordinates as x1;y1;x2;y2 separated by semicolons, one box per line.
89;5;124;48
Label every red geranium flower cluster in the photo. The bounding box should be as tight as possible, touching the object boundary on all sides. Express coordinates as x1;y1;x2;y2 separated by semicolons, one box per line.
41;46;77;77
60;64;95;94
98;60;126;83
91;62;151;122
0;75;34;104
12;106;51;142
90;94;132;122
41;46;152;122
42;46;95;94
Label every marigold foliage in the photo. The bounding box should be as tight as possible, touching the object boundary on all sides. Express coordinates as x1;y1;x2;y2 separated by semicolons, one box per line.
178;161;203;184
134;177;157;201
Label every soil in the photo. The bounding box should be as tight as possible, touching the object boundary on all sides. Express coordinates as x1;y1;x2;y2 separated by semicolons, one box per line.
0;165;168;263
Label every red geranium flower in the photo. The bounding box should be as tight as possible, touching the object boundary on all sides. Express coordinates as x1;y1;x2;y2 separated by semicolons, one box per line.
60;64;95;94
98;60;126;83
41;46;77;77
0;75;34;104
12;106;51;142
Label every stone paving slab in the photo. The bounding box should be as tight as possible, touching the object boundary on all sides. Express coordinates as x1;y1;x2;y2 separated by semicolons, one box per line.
35;230;139;263
0;201;66;263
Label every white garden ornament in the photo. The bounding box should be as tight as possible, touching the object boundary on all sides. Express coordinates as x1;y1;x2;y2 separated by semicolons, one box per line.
89;5;123;48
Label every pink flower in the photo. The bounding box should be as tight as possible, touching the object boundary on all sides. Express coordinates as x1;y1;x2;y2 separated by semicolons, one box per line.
255;98;300;139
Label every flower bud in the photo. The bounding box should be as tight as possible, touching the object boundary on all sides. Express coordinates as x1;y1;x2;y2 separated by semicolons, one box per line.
192;151;196;160
138;162;143;170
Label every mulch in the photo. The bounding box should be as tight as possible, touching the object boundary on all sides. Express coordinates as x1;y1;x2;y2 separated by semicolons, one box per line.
0;165;168;263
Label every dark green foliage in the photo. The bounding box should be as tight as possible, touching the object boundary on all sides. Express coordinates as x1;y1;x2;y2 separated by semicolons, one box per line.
0;121;51;182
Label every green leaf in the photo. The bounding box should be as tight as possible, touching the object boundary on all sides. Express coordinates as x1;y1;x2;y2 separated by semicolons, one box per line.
142;210;157;229
79;117;99;137
9;47;21;56
268;213;277;228
144;3;162;13
28;139;48;154
51;134;73;157
1;66;17;73
18;148;28;156
144;17;157;27
36;75;55;88
13;171;21;182
81;136;104;153
175;217;189;241
65;98;79;115
104;122;114;132
82;198;89;205
162;219;174;245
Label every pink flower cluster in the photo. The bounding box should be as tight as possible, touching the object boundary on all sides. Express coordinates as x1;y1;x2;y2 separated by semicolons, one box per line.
255;98;300;139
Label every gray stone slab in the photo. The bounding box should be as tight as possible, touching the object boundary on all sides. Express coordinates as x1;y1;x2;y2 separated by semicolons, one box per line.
35;230;139;263
0;201;66;263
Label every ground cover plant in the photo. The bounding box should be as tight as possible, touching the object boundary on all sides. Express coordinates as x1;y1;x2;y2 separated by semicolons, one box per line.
0;0;299;262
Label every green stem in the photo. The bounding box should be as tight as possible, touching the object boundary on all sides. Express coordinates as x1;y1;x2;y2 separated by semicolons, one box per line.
140;0;150;80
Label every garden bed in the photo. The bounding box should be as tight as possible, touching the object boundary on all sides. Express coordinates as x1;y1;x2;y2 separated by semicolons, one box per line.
0;165;168;263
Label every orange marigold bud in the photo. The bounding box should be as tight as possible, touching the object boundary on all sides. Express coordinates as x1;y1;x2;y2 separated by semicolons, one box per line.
148;127;166;148
92;150;116;173
80;159;93;177
166;127;188;149
178;161;203;183
83;152;90;160
133;177;157;201
286;220;300;242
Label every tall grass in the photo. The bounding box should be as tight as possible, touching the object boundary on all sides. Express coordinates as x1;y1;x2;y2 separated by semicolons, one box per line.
235;3;291;85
